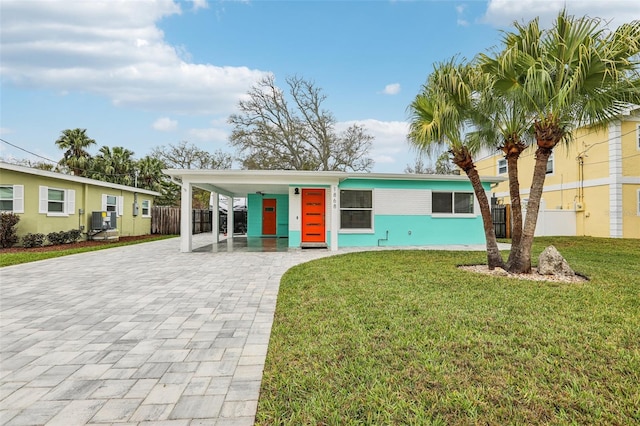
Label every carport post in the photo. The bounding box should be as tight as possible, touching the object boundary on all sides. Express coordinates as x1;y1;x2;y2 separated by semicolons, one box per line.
226;195;234;245
180;182;193;253
212;192;219;244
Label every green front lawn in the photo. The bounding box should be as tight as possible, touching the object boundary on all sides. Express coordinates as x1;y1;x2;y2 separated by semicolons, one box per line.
0;235;175;267
257;237;640;425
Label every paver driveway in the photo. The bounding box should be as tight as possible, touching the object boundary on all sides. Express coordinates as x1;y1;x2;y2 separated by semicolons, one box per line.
1;235;504;425
0;235;341;425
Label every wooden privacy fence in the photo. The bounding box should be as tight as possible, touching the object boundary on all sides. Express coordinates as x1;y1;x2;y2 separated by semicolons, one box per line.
151;207;213;235
151;206;180;235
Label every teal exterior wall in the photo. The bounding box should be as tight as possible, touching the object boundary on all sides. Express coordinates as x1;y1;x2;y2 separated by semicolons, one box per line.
337;215;485;247
288;230;301;247
247;193;289;237
337;178;490;247
247;177;491;248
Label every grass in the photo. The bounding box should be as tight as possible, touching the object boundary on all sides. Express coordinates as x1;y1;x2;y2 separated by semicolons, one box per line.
0;235;176;267
256;237;640;425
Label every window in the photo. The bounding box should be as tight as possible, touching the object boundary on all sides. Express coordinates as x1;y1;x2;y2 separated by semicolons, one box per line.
102;194;124;216
637;124;640;150
546;153;554;174
39;186;74;215
141;200;150;217
1;185;24;213
637;189;640;216
497;158;507;174
48;188;65;213
340;190;373;229
432;192;475;215
106;195;117;212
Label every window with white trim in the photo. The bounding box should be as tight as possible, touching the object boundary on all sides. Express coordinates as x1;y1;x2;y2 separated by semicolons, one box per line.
637;124;640;150
39;186;75;215
340;189;373;229
102;194;124;216
106;195;117;212
546;153;554;174
141;200;150;217
432;192;475;215
497;158;507;174
0;185;24;213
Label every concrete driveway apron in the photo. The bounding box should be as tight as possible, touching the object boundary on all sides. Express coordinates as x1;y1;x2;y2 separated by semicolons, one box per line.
0;235;340;426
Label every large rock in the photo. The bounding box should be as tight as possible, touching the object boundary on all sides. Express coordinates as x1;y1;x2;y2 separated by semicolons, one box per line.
538;245;575;276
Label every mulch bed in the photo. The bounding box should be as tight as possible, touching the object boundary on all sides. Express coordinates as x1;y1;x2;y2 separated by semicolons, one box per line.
0;235;163;254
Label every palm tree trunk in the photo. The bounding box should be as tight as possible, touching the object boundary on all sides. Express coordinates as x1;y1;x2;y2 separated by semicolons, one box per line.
508;147;551;273
464;166;505;270
505;153;524;269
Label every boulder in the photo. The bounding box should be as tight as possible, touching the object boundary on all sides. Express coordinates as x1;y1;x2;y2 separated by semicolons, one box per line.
538;245;575;277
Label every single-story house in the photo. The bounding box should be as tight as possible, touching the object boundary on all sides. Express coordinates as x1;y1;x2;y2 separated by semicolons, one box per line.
1;162;160;242
162;169;505;253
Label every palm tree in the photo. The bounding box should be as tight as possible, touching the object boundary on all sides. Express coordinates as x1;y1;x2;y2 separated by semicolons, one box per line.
91;146;136;186
136;156;165;191
474;30;540;270
55;128;96;176
407;59;505;269
483;11;640;273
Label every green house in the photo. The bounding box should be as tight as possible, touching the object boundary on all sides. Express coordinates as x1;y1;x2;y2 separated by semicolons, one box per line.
1;162;160;242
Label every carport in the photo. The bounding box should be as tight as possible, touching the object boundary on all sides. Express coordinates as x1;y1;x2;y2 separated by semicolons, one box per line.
162;169;345;253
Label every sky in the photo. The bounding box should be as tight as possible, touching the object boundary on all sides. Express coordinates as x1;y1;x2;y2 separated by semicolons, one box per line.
2;0;640;173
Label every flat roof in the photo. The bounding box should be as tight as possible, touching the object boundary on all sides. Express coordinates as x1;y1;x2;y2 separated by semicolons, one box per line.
162;168;506;197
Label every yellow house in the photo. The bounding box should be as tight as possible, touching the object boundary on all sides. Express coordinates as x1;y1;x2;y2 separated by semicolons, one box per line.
475;106;640;239
1;162;160;242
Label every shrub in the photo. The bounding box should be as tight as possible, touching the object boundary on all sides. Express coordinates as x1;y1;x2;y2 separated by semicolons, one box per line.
46;229;82;245
66;229;82;243
22;233;46;248
0;212;20;248
46;231;67;245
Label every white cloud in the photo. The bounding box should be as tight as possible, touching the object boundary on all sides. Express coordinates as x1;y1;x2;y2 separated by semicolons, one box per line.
456;4;469;26
483;0;640;27
188;127;229;142
190;0;209;11
337;119;411;172
152;117;178;132
0;0;269;115
187;117;231;142
381;83;401;95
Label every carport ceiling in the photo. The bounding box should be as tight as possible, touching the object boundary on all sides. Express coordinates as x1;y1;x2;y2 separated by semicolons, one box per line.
194;182;292;197
163;169;347;198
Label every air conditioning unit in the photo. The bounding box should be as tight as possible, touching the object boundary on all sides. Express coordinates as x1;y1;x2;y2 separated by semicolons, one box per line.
91;211;117;231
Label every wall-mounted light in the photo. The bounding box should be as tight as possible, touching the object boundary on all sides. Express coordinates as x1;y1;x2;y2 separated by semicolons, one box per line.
294;188;300;195
256;191;264;196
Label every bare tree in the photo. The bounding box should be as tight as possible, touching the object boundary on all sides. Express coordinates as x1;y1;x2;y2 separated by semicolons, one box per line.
150;141;232;207
151;141;232;170
228;75;374;171
405;152;456;174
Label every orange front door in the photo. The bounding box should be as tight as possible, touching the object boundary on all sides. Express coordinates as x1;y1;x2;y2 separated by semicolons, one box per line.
262;199;277;235
301;189;325;243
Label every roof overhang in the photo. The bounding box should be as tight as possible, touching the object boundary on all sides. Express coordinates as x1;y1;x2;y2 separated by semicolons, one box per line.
162;169;507;197
1;162;161;196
